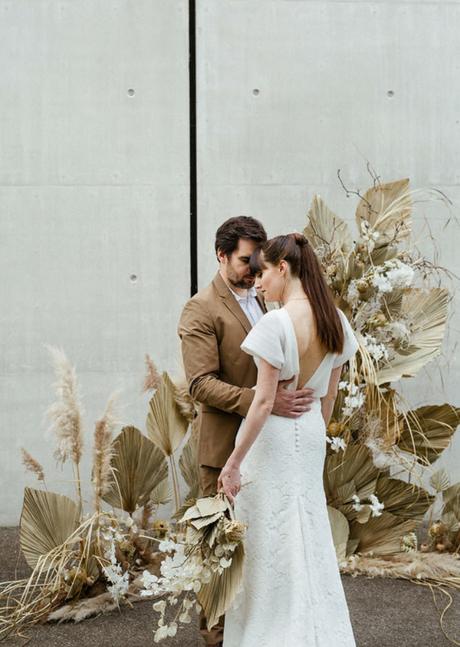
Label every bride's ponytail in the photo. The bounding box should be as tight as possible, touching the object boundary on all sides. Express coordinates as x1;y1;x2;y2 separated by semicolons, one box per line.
256;232;344;354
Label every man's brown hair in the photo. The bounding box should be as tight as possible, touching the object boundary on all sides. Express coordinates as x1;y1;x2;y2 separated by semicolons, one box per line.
215;216;267;258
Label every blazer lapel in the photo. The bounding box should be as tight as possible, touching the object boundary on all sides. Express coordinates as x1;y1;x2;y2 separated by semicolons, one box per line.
256;293;267;314
212;272;252;334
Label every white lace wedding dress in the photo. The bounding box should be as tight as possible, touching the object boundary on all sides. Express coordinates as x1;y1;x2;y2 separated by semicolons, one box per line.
222;307;359;647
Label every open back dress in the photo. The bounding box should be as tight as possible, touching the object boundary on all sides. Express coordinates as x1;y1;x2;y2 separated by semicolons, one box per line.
222;307;359;647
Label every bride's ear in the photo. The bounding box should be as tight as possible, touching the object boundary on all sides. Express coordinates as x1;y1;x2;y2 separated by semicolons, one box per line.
279;259;288;275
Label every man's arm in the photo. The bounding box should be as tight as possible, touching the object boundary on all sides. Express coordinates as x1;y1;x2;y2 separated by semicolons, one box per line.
178;298;255;417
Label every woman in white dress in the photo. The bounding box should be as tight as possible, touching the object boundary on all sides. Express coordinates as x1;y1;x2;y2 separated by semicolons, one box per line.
217;232;359;647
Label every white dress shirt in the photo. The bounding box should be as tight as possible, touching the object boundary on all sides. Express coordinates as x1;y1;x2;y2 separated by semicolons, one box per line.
228;286;264;327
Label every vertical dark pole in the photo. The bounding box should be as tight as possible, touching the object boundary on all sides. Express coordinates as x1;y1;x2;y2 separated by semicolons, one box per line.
189;0;198;296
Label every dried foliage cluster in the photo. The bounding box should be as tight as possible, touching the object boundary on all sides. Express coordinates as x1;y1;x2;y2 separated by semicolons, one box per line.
302;176;460;563
0;353;202;641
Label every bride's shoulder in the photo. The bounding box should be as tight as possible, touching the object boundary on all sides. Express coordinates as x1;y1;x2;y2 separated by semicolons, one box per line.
255;308;284;328
248;308;285;339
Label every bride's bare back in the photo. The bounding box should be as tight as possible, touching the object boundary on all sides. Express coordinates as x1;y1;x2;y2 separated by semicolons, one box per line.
284;300;329;389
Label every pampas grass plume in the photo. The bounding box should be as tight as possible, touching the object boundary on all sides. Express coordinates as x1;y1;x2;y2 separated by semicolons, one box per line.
93;393;119;509
143;354;161;393
21;448;45;482
45;345;84;466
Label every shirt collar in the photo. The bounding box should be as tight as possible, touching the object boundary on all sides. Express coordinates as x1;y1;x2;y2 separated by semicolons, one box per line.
228;285;258;302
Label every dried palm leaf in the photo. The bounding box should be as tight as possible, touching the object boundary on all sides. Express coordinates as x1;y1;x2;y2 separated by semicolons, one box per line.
381;289;405;319
102;426;168;514
304;194;353;254
180;497;229;522
172;491;200;522
376;288;449;385
442;484;460;517
149;476;171;507
374;476;433;520
430;469;451;493
179;428;200;493
398;404;460;464
191;512;224;529
324;445;379;506
350;511;417;556
146;372;188;456
327;506;350;562
355;178;412;245
19;487;80;569
197;541;245;632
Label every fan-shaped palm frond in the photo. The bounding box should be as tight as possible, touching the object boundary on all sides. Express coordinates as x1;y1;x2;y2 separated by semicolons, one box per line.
430;468;451;493
355;178;412;245
374;477;433;520
102;426;168;514
324;445;379;506
304;194;353;255
146;372;189;456
327;506;350;561
442;483;460;517
398;404;460;464
20;488;80;569
179;425;200;495
376;288;449;385
197;541;245;632
149;476;171;507
350;511;417;556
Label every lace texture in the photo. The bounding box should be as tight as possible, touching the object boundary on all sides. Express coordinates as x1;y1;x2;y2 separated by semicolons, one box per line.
222;308;357;646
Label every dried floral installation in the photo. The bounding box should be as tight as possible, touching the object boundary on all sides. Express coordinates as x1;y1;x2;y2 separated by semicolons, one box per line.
1;173;460;644
304;172;460;644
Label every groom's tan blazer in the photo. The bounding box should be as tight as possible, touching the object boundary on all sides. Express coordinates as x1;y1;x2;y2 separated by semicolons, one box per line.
178;272;266;470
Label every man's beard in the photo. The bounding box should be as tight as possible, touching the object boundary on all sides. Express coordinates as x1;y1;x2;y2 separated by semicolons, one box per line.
228;274;255;290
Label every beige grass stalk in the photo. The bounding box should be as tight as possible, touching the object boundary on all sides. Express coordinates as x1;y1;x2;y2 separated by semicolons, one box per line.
21;448;45;484
143;353;162;392
45;345;84;511
92;394;119;515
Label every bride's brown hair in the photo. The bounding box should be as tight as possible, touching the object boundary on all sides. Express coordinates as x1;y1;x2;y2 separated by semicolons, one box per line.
251;232;344;354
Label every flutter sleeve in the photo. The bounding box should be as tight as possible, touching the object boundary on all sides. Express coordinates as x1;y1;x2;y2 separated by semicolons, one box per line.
240;310;285;370
332;309;360;368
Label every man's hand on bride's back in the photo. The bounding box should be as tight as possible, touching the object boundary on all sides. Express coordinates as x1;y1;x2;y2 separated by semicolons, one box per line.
271;378;315;418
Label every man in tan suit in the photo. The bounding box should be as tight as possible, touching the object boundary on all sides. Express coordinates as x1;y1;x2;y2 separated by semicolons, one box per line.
178;216;315;646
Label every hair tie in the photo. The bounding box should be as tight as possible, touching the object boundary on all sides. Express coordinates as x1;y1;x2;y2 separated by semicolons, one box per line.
292;232;308;248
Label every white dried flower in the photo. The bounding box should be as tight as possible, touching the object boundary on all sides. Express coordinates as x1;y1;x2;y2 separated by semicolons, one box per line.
351;494;363;512
362;334;389;363
368;493;385;517
326;436;347;452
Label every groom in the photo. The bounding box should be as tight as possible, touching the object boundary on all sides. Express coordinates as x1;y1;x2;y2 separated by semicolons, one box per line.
178;216;315;646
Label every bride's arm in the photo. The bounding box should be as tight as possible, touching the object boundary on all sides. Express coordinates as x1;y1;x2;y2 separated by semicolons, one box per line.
321;365;343;425
217;359;280;502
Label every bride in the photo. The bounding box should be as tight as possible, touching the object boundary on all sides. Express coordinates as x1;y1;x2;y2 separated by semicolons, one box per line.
217;232;358;646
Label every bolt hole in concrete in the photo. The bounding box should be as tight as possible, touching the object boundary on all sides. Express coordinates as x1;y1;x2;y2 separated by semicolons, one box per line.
252;88;260;96
127;88;135;97
130;274;138;283
387;89;395;97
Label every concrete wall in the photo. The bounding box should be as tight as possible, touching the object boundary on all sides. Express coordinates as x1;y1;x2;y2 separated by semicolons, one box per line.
0;0;189;524
196;1;460;481
1;0;460;523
